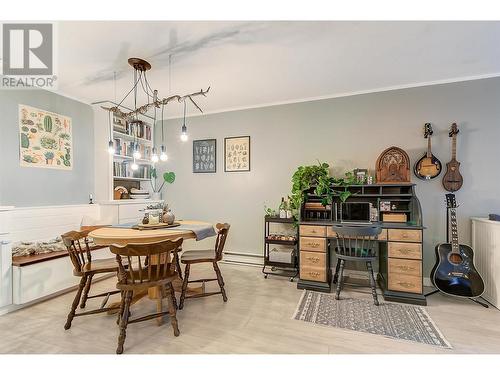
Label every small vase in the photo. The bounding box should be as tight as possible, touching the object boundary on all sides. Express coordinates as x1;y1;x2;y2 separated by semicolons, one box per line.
152;192;161;201
162;209;175;225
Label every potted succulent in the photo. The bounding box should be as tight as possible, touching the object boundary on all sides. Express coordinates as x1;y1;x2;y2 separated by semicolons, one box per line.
44;151;54;164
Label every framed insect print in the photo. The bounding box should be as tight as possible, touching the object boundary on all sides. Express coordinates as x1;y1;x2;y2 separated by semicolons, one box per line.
193;139;216;173
224;136;250;172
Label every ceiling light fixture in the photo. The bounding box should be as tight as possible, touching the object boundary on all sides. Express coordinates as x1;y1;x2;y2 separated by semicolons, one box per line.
159;102;168;161
180;100;188;142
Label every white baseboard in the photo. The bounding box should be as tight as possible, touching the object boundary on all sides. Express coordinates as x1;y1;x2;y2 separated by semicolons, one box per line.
223;251;263;267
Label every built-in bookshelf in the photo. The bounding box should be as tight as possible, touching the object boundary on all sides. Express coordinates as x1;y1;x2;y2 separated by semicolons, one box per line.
111;111;155;197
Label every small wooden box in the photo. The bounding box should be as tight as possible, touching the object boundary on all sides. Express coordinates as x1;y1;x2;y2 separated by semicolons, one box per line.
382;213;407;222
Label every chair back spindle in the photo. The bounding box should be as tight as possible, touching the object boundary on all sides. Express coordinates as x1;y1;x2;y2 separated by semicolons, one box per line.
110;238;183;289
214;223;230;261
62;229;94;273
332;225;382;259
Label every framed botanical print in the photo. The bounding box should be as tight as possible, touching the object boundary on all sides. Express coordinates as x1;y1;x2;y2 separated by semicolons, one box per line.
224;136;250;172
193;139;216;173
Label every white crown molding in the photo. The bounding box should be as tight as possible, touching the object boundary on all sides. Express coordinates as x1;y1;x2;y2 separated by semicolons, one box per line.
165;72;500;120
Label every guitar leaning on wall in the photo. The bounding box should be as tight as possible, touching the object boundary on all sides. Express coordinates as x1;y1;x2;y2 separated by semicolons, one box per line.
442;123;464;192
414;123;442;180
431;194;485;299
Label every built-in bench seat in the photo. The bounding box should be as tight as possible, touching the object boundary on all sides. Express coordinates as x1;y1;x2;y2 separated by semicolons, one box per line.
12;245;107;267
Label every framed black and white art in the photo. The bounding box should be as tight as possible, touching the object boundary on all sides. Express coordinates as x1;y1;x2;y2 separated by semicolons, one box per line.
224;136;250;172
193;139;216;173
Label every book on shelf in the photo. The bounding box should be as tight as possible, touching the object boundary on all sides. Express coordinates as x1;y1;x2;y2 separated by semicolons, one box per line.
113;161;151;179
113;139;152;159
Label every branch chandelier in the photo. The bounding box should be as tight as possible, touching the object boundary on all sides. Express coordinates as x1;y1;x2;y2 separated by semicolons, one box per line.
104;58;210;166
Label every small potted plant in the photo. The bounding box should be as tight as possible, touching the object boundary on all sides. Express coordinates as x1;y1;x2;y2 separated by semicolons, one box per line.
150;167;176;200
44;151;54;165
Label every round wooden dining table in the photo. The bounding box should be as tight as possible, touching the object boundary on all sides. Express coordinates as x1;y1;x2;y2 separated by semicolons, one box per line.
88;220;213;323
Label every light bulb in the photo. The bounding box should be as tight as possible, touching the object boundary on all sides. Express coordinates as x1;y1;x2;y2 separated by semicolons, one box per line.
180;124;188;142
133;145;141;160
160;145;168;161
107;140;115;154
131;162;138;171
151;147;159;163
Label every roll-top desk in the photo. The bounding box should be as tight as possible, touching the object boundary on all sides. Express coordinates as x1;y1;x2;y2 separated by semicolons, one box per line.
297;183;426;306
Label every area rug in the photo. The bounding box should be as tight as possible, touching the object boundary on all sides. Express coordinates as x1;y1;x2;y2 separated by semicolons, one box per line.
293;290;452;349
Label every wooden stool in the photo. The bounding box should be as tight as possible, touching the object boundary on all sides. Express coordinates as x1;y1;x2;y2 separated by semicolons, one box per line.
179;223;230;310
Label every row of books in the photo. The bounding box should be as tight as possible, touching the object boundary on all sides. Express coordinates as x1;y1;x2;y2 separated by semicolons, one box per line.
113;118;152;141
113;161;151;179
113;139;152;159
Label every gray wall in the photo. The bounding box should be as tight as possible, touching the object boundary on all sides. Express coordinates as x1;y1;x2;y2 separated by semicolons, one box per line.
0;89;94;207
159;77;500;276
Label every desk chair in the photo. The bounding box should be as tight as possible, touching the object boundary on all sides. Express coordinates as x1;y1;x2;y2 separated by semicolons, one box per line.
62;228;122;330
331;225;382;306
179;223;230;310
110;239;183;354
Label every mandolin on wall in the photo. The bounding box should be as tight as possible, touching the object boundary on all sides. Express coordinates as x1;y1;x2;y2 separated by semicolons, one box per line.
442;123;464;192
414;123;442;180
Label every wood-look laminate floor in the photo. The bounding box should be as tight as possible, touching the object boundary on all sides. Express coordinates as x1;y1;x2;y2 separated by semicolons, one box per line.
1;262;499;354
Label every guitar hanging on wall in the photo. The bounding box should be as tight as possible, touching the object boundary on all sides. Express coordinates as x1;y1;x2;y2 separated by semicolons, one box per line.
414;123;442;180
431;194;485;298
442;123;464;192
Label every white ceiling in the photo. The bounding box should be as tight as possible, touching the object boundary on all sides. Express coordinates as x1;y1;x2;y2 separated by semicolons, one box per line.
57;21;500;117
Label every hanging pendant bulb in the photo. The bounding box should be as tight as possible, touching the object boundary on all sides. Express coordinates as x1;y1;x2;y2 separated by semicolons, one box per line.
180;100;188;142
180;124;188;142
107;111;115;154
133;142;141;159
131;159;139;171
151;147;159;163
108;140;115;155
160;145;168;161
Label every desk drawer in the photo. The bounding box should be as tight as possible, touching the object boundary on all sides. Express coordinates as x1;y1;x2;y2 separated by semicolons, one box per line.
388;242;422;259
388;258;422;277
300;251;326;268
300;237;326;252
300;225;326;237
300;265;327;282
388;229;422;243
388;274;422;294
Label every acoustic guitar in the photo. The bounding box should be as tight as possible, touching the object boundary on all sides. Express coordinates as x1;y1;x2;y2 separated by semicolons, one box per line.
431;194;485;298
442;123;463;192
414;123;442;180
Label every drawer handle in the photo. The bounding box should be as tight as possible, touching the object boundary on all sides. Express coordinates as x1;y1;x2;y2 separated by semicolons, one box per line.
306;256;320;263
307;242;320;248
398;248;412;254
397;281;415;288
308;271;320;277
401;233;409;238
395;265;415;272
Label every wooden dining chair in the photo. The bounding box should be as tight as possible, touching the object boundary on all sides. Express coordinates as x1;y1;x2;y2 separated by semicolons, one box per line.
179;223;230;310
331;225;382;306
110;238;183;354
62;228;122;330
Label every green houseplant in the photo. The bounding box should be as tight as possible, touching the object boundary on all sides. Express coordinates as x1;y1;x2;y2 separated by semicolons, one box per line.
290;161;359;220
150;167;176;200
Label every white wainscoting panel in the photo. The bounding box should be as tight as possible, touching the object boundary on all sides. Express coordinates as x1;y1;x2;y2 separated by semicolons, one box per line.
10;204;100;242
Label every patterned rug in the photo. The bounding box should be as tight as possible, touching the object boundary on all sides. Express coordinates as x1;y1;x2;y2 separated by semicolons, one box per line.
293;290;452;349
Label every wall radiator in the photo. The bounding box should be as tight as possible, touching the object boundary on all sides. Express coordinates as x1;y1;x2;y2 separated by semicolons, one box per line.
471;218;500;309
